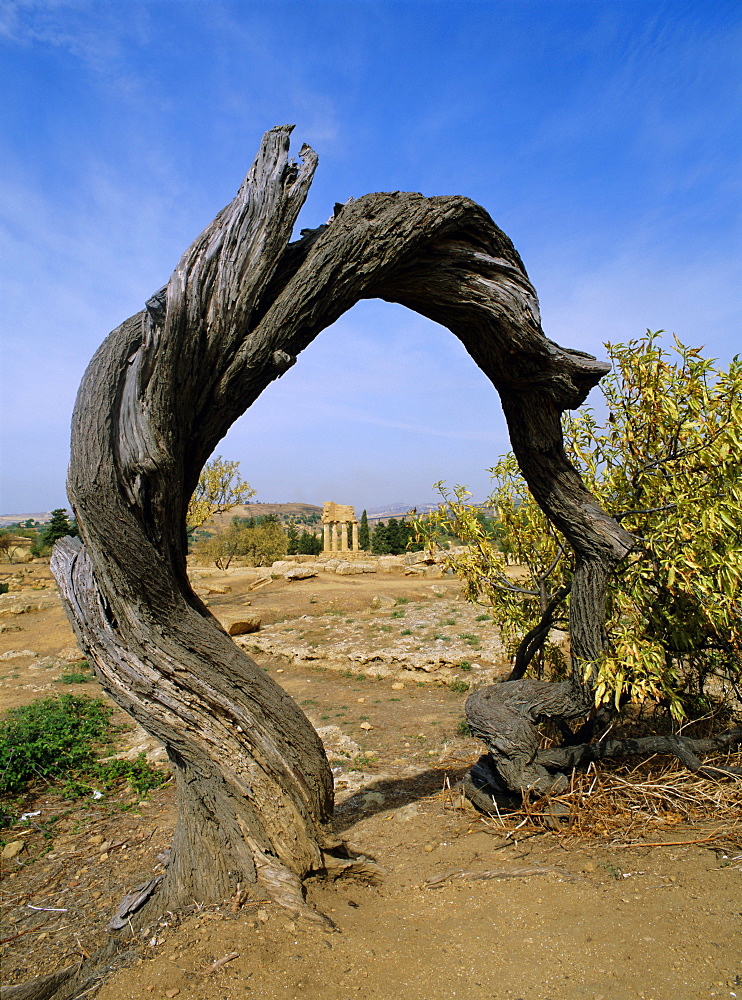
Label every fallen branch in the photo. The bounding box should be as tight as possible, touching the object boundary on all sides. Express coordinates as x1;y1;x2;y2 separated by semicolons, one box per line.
609;830;729;849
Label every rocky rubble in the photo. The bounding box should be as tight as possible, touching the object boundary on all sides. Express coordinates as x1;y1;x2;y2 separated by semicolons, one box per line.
232;595;507;687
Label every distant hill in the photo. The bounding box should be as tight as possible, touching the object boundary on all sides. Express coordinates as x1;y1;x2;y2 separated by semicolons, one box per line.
206;502;323;530
1;500;448;534
364;502;438;523
204;501;443;532
0;511;58;528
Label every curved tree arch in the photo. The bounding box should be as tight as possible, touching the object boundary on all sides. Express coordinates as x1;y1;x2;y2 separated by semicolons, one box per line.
49;125;638;929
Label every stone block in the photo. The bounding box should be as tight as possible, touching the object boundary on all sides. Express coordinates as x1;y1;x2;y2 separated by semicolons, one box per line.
285;566;319;580
370;595;396;609
227;616;261;635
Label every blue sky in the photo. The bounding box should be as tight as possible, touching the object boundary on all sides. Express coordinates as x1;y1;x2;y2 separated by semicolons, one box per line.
1;0;740;516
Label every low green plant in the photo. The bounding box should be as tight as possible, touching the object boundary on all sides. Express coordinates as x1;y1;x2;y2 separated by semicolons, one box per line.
390;609;406;618
59;669;92;684
456;720;471;736
599;860;623;880
449;679;470;693
0;582;9;595
458;661;472;671
60;754;167;799
0;694;113;797
0;695;168;813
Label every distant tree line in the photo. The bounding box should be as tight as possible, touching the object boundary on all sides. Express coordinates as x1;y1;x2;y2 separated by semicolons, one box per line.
286;521;322;556
370;517;414;555
192;514;291;570
190;508;424;568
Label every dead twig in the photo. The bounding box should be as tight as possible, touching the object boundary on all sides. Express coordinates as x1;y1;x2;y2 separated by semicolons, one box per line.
208;951;239;973
609;830;729;849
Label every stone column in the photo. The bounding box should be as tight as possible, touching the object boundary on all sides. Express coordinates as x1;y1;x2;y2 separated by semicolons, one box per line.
323;523;331;552
340;520;348;551
331;522;339;552
352;521;359;552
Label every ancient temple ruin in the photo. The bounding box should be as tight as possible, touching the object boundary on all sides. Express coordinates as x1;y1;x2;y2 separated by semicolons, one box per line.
321;501;359;553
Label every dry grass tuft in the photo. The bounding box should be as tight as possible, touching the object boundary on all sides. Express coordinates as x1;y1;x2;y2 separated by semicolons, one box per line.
449;751;742;847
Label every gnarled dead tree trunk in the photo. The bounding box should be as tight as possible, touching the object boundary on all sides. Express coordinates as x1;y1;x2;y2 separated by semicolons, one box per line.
49;124;638;930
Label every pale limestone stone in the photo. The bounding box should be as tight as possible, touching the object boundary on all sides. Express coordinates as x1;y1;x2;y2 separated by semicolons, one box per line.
227;616;261;635
284;566;319;580
270;560;299;574
370;595;396;609
2;841;25;860
377;556;405;573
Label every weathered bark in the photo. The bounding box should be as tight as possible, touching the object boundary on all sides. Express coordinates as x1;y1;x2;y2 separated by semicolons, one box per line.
465;722;742;811
535;727;742;778
50;125;634;930
466;680;591;796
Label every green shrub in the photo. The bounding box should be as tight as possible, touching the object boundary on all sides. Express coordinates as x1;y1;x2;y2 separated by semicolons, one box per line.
89;754;167;797
0;694;113;796
0;694;169;808
59;669;91;684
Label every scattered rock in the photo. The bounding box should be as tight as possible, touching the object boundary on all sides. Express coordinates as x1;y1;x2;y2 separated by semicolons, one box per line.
336;562;376;575
271;560;300;574
0;649;37;660
391;682;405;690
285;566;319;580
227;616;261;635
1;840;26;860
394;803;421;822
316;726;360;761
370;595;396;609
359;722;372;731
206;585;231;595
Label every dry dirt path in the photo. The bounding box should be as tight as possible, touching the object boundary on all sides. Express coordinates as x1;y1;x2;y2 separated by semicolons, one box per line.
1;564;740;1000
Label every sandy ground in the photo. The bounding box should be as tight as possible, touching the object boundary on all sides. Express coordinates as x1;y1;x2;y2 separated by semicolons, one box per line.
1;561;741;1000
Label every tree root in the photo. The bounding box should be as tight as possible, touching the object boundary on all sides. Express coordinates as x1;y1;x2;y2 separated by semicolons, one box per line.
0;941;137;1000
535;727;742;779
464;677;742;811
